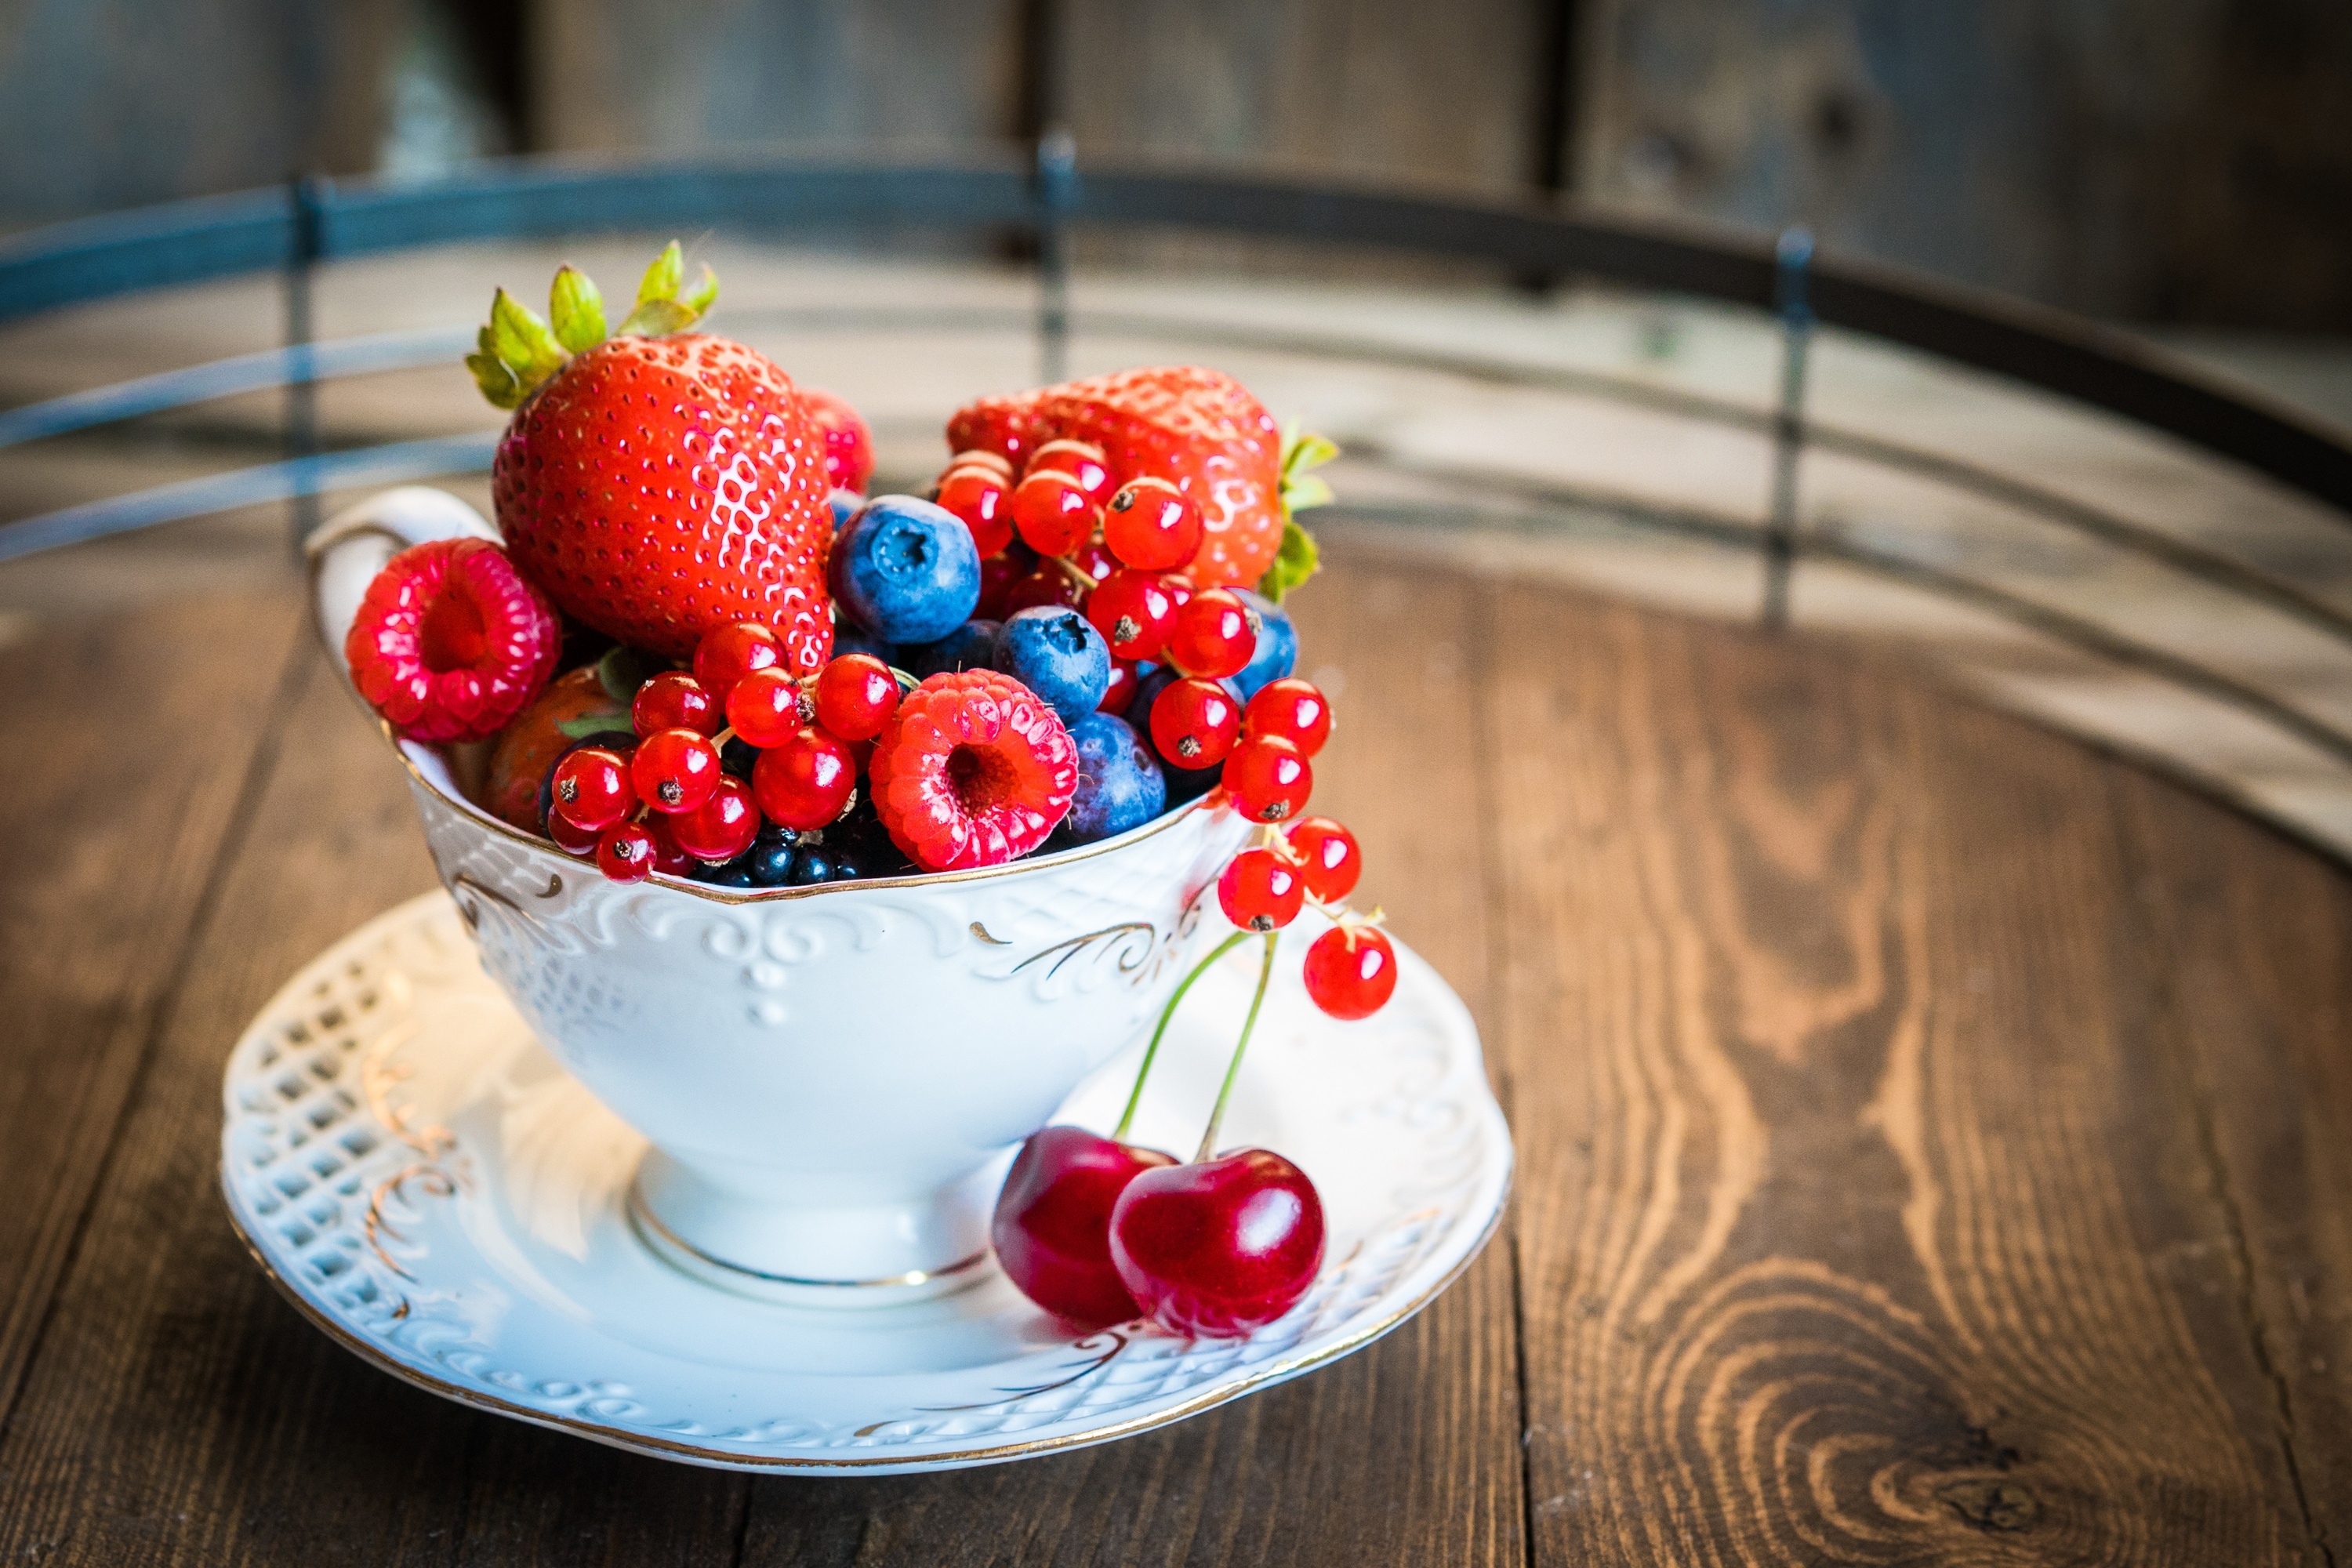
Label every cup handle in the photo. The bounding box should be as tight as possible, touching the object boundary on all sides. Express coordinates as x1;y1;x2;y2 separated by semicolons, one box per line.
305;486;500;691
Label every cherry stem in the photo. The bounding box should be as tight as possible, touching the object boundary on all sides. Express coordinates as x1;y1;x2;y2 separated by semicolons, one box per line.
1194;931;1278;1163
1112;928;1248;1142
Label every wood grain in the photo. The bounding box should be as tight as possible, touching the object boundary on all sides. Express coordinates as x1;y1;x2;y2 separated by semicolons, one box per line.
1479;579;2321;1564
5;556;2351;1563
0;587;306;1426
735;561;1526;1568
0;643;749;1566
2110;773;2352;1561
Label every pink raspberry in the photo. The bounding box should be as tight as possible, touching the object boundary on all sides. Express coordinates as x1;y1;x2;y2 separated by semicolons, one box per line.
869;670;1078;871
344;537;561;743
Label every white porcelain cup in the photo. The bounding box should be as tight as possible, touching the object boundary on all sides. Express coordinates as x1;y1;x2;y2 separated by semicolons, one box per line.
311;488;1252;1305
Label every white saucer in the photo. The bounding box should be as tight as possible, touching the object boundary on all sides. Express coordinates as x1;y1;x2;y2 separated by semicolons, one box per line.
220;892;1512;1475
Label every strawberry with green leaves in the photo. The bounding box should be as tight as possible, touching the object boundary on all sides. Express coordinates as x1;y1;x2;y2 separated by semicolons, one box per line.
471;243;837;670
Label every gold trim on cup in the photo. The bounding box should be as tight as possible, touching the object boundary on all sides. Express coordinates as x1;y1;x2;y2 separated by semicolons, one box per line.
389;720;1218;908
626;1184;992;1290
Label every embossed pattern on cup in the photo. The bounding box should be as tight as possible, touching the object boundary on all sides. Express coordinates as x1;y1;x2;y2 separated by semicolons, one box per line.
314;486;1256;1301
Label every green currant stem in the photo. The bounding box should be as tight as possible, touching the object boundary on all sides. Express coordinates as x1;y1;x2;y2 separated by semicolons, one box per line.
1193;931;1278;1163
1112;929;1248;1143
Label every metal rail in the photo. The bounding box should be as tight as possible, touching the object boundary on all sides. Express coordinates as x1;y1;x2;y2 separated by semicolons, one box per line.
3;151;2347;519
2;144;2350;826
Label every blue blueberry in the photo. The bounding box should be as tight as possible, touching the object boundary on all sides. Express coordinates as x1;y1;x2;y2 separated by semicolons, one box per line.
905;619;1002;680
827;488;864;532
746;826;800;887
699;859;759;887
829;495;982;645
995;605;1111;722
1064;713;1167;841
1231;589;1298;700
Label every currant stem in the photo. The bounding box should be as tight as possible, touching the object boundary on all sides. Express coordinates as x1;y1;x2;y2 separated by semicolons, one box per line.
1194;931;1278;1163
1050;554;1102;593
1112;929;1248;1142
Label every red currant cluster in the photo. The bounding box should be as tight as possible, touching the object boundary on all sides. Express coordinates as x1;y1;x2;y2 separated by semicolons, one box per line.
544;622;909;884
936;443;1290;749
1194;674;1394;1023
990;783;1398;1340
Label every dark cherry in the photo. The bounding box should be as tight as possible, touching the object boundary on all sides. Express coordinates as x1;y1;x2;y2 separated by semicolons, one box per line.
993;1126;1177;1326
1109;1148;1325;1337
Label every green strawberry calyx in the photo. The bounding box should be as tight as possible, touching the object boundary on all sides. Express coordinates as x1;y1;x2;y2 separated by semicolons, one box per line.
467;241;720;410
1257;421;1336;603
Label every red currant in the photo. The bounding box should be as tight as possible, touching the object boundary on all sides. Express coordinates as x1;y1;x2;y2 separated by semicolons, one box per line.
1243;677;1331;757
815;653;900;741
1002;565;1086;617
1165;588;1256;680
632;728;721;815
1162;572;1196;611
1100;656;1141;713
671;775;760;863
1086;570;1177;660
1102;477;1203;572
546;806;601;857
1217;848;1305;932
947;448;1014;482
726;666;809;747
633;670;720;737
752;727;857;829
936;466;1014;557
551;746;637;831
692;622;782;702
1150;677;1241;768
1026;439;1113;503
1221;734;1312;823
1285;816;1361;903
1304;925;1396;1018
1010;470;1098;557
595;819;656;883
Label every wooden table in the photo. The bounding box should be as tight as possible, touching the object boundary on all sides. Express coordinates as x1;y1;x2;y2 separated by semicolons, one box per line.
2;550;2346;1566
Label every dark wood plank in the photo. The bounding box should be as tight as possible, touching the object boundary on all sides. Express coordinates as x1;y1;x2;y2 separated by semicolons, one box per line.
0;635;748;1566
1062;0;1549;191
0;586;307;1424
736;558;1526;1566
2111;772;2352;1560
1479;579;2319;1563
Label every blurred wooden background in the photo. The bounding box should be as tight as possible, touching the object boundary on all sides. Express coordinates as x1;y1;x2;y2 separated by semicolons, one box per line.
4;0;2349;328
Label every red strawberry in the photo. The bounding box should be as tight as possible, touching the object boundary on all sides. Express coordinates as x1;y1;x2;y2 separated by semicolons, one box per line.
946;367;1283;590
869;670;1078;870
492;335;834;670
946;390;1052;470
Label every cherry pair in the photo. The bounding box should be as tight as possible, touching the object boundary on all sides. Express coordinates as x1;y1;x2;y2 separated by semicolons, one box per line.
993;931;1323;1336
